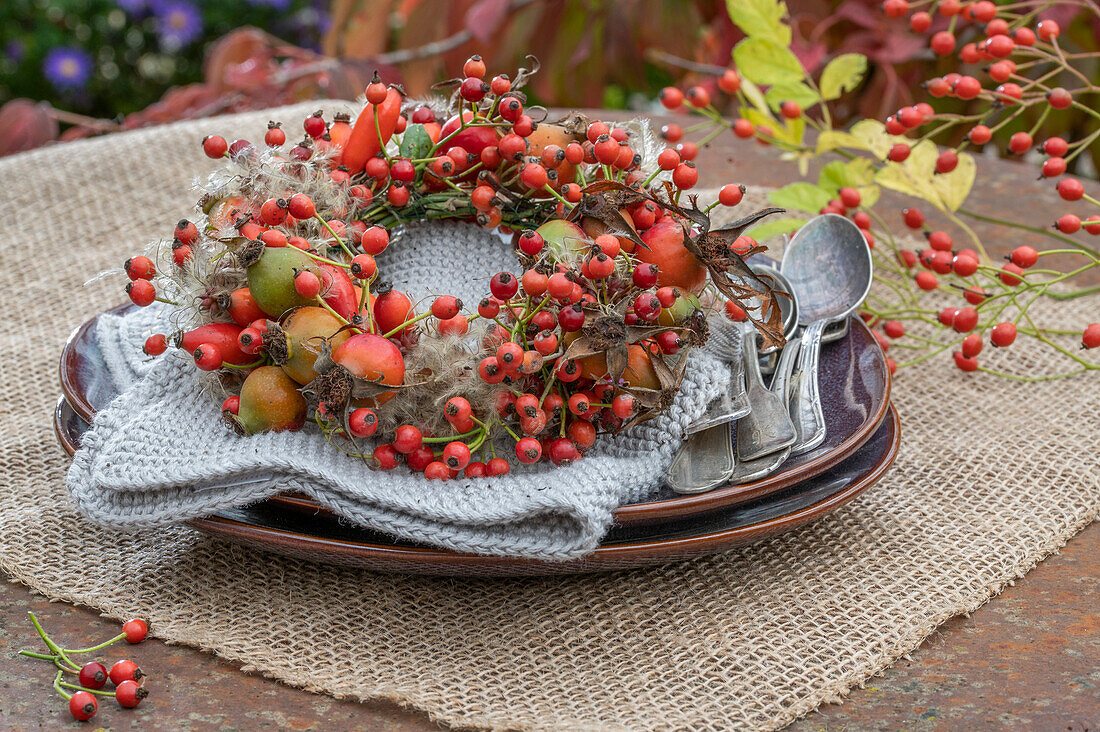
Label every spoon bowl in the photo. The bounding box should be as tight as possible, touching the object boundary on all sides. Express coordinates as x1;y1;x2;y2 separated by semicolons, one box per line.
781;214;873;326
781;214;874;456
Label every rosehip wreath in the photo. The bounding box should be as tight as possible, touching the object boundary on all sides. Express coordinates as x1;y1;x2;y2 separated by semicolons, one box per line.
121;56;785;479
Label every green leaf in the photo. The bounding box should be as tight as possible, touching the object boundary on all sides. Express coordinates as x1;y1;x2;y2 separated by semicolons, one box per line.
739;78;772;118
819;53;867;100
733;38;804;86
818;159;875;191
815;130;865;154
764;82;819;112
726;0;791;46
767;182;832;213
398;123;433;160
744;108;775;131
745;216;807;242
850;119;901;160
874;140;942;208
817;159;880;208
931;152;976;211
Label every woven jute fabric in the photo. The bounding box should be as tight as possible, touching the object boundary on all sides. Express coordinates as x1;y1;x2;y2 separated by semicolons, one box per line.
1;102;1097;731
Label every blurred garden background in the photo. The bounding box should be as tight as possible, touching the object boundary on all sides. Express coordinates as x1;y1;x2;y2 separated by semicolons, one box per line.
2;0;1098;176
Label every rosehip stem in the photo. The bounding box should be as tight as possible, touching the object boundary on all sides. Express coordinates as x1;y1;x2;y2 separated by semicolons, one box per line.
220;357;265;370
380;310;431;339
27;612;79;671
58;681;115;697
314;215;356;259
315;297;351;326
301;250;350;268
53;670;72;700
63;633;126;654
421;427;482;443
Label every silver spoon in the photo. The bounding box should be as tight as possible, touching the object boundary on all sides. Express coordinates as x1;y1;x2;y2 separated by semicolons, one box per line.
735;319;797;462
780;214;873;456
730;336;801;484
667;416;736;494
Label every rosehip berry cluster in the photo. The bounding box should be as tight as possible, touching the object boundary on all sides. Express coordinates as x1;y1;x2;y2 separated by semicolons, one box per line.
18;612;150;722
658;2;1099;381
117;52;785;476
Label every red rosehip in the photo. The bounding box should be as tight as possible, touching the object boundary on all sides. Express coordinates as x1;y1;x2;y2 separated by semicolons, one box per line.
719;183;745;207
489;271;519;300
126;279;156;307
902;207;924;229
1041;157;1067;178
953;254;979;277
373;444;400;469
953;351;979;372
883;320;905;339
1044;137;1069;156
1082;323;1100;349
108;659;143;685
115;679;147;709
1008;132;1033;154
718;69;741;94
287;193;316;220
348;408;378;438
69;691;97;721
991;322;1017;348
1057;214;1081;234
1047;87;1073;109
888;143;911;162
915;271;938;291
1000;261;1025;286
686;86;710;108
123;618;148;643
1011;245;1039;268
79;661;108;690
931;31;956;55
961;332;983;358
202;135;228;158
1057;178;1084;201
1037;19;1060;41
910;11;931;32
968;125;992;145
548;437;580;466
658;86;684;110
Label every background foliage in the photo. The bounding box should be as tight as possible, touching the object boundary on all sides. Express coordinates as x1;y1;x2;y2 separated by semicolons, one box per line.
1;0;1099;173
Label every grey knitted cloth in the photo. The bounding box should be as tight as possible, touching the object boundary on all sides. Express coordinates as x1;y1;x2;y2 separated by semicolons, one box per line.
67;221;736;559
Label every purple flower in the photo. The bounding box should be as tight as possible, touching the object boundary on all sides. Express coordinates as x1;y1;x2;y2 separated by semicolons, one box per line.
155;0;203;50
42;47;94;90
6;40;25;63
246;0;291;9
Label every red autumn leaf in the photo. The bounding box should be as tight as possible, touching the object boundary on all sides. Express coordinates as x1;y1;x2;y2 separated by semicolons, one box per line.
465;0;510;43
0;99;59;157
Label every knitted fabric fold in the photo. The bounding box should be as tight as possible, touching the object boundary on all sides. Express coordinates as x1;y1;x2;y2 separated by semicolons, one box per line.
66;221;732;559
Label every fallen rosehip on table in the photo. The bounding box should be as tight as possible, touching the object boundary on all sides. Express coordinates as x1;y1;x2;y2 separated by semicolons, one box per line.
18;612;150;722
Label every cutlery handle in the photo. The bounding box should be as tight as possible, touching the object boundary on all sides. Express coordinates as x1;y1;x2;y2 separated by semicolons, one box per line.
769;337;801;399
741;322;764;389
790;319;827;455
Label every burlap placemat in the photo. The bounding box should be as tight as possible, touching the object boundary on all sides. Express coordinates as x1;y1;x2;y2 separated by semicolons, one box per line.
1;102;1097;731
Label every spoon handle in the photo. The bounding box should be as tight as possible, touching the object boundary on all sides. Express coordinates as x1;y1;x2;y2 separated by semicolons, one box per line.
789;319;828;456
741;321;764;387
769;337;801;398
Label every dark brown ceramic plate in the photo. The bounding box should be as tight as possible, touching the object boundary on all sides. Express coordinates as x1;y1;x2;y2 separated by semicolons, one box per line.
59;305;891;526
55;397;898;576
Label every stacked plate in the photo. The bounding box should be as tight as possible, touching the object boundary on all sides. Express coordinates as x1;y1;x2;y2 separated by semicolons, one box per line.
56;304;898;576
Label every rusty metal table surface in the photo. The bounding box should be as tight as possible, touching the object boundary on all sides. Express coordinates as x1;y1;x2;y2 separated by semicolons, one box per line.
3;111;1098;730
